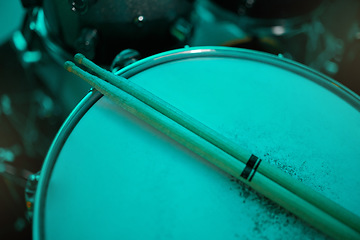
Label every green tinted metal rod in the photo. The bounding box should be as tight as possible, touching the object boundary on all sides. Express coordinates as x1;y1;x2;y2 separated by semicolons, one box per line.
73;53;360;234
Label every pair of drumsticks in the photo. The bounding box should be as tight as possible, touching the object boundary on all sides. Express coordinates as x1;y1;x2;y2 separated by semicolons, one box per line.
65;53;360;240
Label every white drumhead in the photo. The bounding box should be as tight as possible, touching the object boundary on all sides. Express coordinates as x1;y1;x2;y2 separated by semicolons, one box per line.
33;47;360;240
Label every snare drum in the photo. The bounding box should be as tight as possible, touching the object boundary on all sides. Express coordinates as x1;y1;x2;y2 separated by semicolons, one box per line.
33;47;360;239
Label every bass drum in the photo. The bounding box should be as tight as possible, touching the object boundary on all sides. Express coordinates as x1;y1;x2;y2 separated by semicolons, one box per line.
33;47;360;239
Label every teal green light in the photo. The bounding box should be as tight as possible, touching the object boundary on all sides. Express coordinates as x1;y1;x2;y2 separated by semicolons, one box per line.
23;51;42;63
0;2;24;44
12;31;28;51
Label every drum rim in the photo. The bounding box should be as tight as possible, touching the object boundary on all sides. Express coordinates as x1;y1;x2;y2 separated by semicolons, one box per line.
115;46;360;107
32;46;360;240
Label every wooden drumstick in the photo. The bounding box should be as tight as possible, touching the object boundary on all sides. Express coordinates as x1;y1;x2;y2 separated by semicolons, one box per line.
64;60;360;240
72;53;360;234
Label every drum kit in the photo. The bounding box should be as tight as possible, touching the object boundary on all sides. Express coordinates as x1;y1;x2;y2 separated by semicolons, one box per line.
2;0;360;239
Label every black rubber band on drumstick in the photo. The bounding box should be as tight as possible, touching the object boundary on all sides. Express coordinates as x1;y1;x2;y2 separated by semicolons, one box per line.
240;154;261;181
249;158;262;181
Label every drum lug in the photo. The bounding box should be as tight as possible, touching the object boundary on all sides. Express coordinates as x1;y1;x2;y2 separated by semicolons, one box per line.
110;49;141;73
25;171;41;221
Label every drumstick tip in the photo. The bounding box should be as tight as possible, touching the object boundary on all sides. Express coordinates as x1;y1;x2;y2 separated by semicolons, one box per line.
64;61;76;72
74;53;86;64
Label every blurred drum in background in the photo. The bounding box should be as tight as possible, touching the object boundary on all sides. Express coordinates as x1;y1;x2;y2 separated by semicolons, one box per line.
191;0;360;94
33;47;360;239
41;0;194;64
15;0;360;114
16;0;195;114
191;0;324;56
